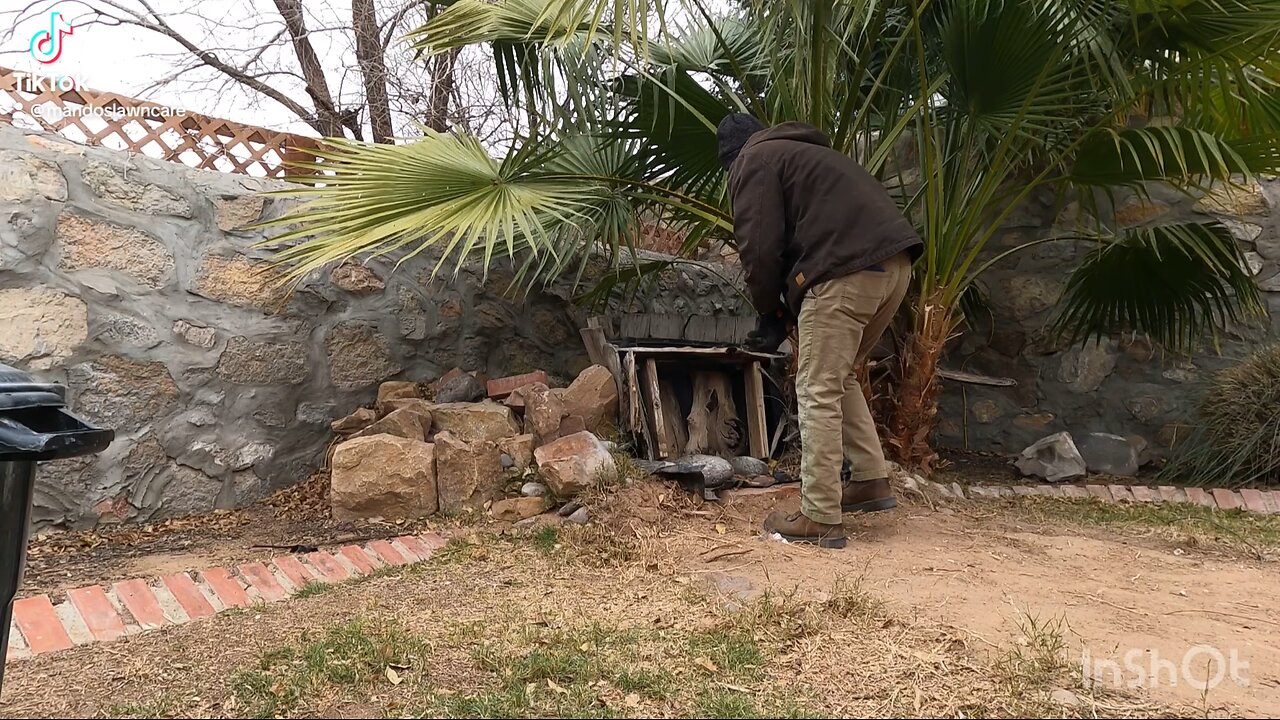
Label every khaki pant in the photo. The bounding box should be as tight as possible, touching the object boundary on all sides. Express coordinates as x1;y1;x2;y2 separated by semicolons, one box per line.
795;252;911;524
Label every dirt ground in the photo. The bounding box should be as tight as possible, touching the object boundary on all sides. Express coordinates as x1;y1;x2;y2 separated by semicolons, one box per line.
3;481;1277;718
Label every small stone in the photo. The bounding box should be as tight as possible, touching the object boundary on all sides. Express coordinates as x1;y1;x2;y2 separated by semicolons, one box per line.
1224;219;1264;244
213;195;265;232
298;402;335;425
189;254;286;311
326;322;401;390
1161;362;1199;383
521;482;549;497
534;432;616;497
431;402;522;442
172;320;217;348
1113;197;1170;225
497;434;536;470
229;442;274;471
0;286;87;369
183;407;217;426
217;336;309;385
558;499;584;517
561;365;620;432
1244;251;1265;276
1014;432;1087;482
330;260;385;294
729;456;768;477
971;399;1002;424
85;311;150;350
1126;395;1172;422
351;405;432;441
500;453;514;469
490;497;548;522
332;407;378;434
435;372;486;403
57;214;175;289
1078;432;1140;477
81;161;192;216
331;435;438;521
566;507;589;525
1002;276;1063;319
435;431;504;513
1049;689;1080;708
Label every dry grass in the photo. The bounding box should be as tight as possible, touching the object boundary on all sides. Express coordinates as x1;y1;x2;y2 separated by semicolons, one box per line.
1;519;1183;720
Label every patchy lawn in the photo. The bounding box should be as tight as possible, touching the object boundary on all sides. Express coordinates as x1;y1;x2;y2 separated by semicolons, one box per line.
4;484;1276;718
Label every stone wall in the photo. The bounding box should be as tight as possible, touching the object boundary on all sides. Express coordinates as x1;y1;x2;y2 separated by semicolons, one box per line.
0;125;747;531
935;180;1280;460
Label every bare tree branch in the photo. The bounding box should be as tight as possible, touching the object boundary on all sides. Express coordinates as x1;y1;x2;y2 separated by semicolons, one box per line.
352;0;393;143
270;0;349;138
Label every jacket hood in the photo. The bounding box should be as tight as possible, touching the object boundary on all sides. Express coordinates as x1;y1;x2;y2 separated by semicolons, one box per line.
742;122;833;152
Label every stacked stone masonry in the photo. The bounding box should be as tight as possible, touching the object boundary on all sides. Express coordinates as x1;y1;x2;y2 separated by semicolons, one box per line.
0;125;748;531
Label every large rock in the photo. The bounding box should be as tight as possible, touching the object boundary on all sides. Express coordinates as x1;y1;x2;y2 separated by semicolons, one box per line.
533;431;617;497
98;312;159;349
325;321;402;390
435;372;486;403
490;497;548;522
0;286;87;370
189;254;287;311
431;402;521;442
562;365;619;432
216;336;309;385
81;161;192;217
497;434;535;470
1078;432;1140;477
523;383;566;443
1014;432;1088;483
172;320;217;348
729;456;769;477
331;435;438;521
1056;339;1116;393
434;431;504;513
0;151;67;202
56;214;175;289
352;405;431;441
378;380;420;404
1194;182;1269;217
1001;276;1063;319
67;355;179;427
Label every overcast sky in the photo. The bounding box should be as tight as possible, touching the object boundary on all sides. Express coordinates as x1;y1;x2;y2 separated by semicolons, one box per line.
2;0;371;137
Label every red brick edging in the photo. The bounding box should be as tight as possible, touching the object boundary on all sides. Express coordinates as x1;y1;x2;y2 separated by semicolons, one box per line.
5;533;445;662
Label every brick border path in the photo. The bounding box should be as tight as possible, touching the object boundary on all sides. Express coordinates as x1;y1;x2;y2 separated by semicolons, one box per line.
953;482;1279;515
5;533;445;663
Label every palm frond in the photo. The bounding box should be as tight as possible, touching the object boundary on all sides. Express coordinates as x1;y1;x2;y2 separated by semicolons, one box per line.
257;132;612;284
1051;220;1267;352
1068;126;1280;189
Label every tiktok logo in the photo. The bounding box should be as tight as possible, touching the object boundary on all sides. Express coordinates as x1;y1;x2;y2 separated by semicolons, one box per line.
29;10;75;65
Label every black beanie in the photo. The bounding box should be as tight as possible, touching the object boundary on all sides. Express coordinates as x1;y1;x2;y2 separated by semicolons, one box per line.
717;113;766;169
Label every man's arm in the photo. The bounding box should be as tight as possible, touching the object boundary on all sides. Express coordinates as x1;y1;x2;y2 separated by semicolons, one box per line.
728;154;787;317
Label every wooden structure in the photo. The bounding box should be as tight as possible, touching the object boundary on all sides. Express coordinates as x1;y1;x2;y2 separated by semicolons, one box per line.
582;316;781;461
0;65;322;178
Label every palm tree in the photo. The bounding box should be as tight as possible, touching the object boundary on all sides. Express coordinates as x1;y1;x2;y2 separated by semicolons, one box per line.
260;0;1280;470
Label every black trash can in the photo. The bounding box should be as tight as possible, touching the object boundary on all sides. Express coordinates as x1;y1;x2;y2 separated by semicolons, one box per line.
0;363;113;694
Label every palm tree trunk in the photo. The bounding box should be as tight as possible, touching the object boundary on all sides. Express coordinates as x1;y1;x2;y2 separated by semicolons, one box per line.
887;292;953;472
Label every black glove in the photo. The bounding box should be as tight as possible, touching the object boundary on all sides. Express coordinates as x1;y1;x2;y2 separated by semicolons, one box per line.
744;312;788;353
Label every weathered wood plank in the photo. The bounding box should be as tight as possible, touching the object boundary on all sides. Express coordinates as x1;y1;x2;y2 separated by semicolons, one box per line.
624;351;655;459
643;358;671;459
744;361;769;459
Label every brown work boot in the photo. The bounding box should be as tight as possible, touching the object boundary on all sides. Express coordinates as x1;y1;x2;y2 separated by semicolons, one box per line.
841;477;897;513
762;510;847;549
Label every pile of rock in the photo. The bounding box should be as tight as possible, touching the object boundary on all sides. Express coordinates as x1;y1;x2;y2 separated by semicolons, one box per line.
328;365;620;523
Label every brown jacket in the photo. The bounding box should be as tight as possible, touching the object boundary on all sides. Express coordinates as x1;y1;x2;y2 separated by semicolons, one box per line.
728;122;923;316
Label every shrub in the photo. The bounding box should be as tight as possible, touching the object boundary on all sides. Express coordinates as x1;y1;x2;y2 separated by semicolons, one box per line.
1163;344;1280;487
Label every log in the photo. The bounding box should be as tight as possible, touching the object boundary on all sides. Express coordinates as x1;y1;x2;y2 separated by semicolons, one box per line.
643;358;671;459
744;361;769;458
685;371;741;455
658;379;688;457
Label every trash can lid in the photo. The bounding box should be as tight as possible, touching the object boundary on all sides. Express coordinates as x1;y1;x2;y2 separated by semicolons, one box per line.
0;362;66;411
